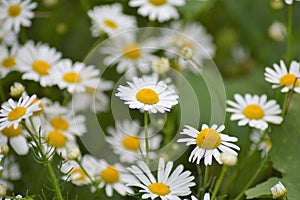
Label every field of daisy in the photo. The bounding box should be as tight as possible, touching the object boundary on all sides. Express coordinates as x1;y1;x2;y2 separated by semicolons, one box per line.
0;0;300;199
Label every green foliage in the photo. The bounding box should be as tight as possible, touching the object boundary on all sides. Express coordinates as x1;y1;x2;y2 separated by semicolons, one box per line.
245;177;282;199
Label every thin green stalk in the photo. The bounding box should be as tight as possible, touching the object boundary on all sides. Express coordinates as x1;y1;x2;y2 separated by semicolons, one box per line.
200;165;209;199
211;165;227;200
0;80;6;102
285;77;299;115
233;156;268;200
196;165;203;197
281;92;289;118
286;5;293;63
144;111;149;163
45;161;64;200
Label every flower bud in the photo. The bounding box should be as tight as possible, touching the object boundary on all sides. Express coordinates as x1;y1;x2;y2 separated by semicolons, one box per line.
1;145;9;155
0;184;6;197
270;0;283;9
181;47;194;60
271;181;287;199
67;147;81;160
9;82;25;97
152;57;170;75
268;21;286;42
220;152;237;166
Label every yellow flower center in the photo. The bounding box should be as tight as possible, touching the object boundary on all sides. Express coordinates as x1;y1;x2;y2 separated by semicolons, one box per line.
101;166;119;184
63;72;82;83
8;107;26;121
122;136;140;151
32;60;51;75
1;124;22;138
136;88;159;105
31;98;43;116
149;0;167;6
103;19;118;29
243;104;264;120
148;182;170;196
8;5;21;18
2;57;16;68
123;44;141;60
196;128;221;149
263;139;272;149
50;116;69;131
280;73;299;87
85;86;96;94
70;168;88;181
46;130;67;148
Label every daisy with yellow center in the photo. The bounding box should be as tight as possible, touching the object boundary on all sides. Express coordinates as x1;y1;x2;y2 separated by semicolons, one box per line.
127;157;195;199
105;120;162;163
16;41;62;87
265;60;300;93
0;94;41;130
87;3;136;37
0;44;20;77
49;59;100;93
226;93;283;130
0;0;37;33
116;74;178;113
129;0;185;22
177;124;240;165
101;33;157;79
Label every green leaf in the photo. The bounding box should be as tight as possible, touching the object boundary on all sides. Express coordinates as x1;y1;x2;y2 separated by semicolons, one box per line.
245;177;282;199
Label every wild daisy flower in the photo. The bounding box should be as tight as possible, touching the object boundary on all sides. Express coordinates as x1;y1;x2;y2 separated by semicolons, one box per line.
87;3;136;37
129;0;185;22
265;60;300;93
250;129;272;158
50;59;100;94
101;33;157;79
115;74;178;113
226;93;283;130
0;0;37;33
82;155;135;197
127;157;195;199
17;41;62;87
177;124;240;165
0;94;41;130
271;181;287;199
0;44;19;77
0;28;16;46
106;120;162;163
151;57;170;75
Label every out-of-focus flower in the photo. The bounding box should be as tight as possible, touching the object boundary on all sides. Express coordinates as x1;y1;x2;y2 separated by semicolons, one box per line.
66;147;81;160
0;28;17;46
268;21;286;42
220;152;238;166
152;57;170;75
284;0;293;5
270;0;283;9
0;44;20;77
250;129;272;158
181;47;194;60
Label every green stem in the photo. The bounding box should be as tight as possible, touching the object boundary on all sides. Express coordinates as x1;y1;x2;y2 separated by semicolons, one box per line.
45;160;64;200
196;165;203;197
0;80;6;102
211;165;227;200
233;156;268;200
144;111;149;163
281;92;289;118
200;165;209;199
286;5;293;63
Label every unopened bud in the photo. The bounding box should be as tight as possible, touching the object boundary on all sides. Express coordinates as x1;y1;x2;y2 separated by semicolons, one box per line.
67;147;81;160
220;152;237;166
152;57;170;75
1;145;9;155
270;0;283;9
268;21;286;42
181;47;194;60
284;0;293;5
271;181;287;199
0;184;6;197
9;82;25;97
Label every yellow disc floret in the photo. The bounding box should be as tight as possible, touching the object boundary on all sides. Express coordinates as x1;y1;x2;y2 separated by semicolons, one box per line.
136;88;159;105
148;182;170;196
123;44;141;60
32;60;51;75
243;104;264;120
280;73;299;87
196;128;221;149
8;107;26;121
101;166;119;184
122;136;140;151
46;130;67;148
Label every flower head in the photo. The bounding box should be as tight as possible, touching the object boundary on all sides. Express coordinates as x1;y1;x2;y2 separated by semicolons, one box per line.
271;181;287;199
0;44;20;77
177;124;240;165
226;93;283;130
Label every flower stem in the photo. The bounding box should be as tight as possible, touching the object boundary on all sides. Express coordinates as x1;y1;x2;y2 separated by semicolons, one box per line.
233;156;268;200
286;4;293;63
211;165;227;200
200;165;209;199
281;92;290;118
45;160;64;200
144;111;149;163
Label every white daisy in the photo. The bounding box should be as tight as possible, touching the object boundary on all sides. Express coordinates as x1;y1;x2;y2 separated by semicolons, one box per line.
265;60;300;93
0;27;17;46
101;33;157;79
177;124;240;166
129;0;185;22
0;94;41;130
87;3;136;37
0;155;21;190
49;59;100;94
71;79;114;112
127;157;195;200
250;129;272;158
161;22;216;71
106;120;162;163
16;41;62;87
115;74;178;113
82;155;135;197
226;93;283;130
0;43;20;77
0;0;37;33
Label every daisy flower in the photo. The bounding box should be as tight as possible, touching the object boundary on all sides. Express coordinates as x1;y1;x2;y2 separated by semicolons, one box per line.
115;74;178;113
0;27;17;46
250;129;272;158
87;3;136;37
49;59;100;94
101;33;157;79
0;94;41;130
0;44;20;77
129;0;185;22
106;120;162;163
265;60;300;93
127;157;195;200
71;79;114;112
16;41;62;87
82;155;135;197
226;93;283;130
0;0;37;33
177;124;240;166
0;155;21;190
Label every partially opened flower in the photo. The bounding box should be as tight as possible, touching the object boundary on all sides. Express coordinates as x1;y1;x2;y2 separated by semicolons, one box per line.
265;60;300;93
226;93;283;130
127;157;195;200
177;124;240;165
115;74;178;113
129;0;185;22
0;0;37;33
